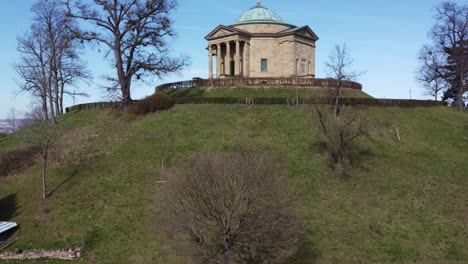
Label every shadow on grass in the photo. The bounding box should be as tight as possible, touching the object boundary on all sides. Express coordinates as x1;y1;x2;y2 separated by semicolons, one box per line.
348;146;374;171
48;166;82;198
0;194;17;221
0;194;19;243
282;238;319;264
312;140;374;173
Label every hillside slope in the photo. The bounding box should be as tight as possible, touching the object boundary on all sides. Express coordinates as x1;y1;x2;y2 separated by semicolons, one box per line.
0;105;466;263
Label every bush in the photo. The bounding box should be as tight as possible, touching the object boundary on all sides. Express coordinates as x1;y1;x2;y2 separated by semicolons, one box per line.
129;93;175;115
160;152;303;264
0;133;7;139
0;147;37;177
315;105;370;176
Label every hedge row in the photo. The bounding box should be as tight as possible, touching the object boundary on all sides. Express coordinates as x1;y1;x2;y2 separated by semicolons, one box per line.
66;101;127;112
129;93;175;115
66;97;446;113
174;97;446;108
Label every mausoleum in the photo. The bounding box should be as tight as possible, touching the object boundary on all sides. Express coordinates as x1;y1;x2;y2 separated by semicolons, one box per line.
205;0;319;79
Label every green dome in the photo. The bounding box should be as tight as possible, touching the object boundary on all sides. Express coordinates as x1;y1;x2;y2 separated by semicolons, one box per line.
234;4;285;25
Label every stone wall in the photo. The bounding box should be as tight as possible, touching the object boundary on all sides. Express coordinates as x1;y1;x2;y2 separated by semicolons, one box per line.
249;37;282;77
156;77;363;92
296;40;315;76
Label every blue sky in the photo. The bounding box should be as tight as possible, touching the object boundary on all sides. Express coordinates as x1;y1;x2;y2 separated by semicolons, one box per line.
0;0;463;118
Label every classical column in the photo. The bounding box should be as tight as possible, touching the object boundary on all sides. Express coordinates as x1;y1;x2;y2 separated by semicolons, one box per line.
235;40;240;76
311;47;316;76
208;45;213;79
216;43;221;78
292;40;297;77
225;41;231;76
244;42;250;77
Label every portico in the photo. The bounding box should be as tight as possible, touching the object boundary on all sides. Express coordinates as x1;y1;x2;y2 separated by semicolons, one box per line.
208;38;250;78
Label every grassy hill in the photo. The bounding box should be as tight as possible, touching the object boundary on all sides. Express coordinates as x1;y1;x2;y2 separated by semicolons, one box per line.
0;101;466;263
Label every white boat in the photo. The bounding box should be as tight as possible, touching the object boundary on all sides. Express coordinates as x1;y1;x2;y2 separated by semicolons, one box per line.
0;222;17;235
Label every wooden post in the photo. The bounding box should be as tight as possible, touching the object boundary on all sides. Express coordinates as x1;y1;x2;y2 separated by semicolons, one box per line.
161;159;165;175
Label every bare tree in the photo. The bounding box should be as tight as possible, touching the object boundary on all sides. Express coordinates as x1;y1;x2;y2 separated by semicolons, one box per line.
22;107;57;199
161;152;303;264
15;23;51;121
325;44;365;116
14;0;89;121
65;0;188;106
315;105;369;176
423;1;468;111
417;45;448;101
6;107;21;133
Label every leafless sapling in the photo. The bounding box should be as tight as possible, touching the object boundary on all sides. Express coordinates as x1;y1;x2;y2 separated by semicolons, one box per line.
325;44;365;116
22;107;58;199
6;107;21;133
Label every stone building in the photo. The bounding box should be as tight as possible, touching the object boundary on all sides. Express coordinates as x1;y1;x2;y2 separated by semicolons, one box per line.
205;0;319;79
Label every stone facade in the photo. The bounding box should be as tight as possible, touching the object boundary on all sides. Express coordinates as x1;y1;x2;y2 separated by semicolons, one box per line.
205;2;318;79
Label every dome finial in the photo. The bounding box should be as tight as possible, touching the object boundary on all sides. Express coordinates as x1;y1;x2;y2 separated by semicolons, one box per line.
257;0;261;6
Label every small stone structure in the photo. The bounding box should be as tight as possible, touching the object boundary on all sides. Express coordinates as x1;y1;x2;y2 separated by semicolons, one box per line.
0;248;81;261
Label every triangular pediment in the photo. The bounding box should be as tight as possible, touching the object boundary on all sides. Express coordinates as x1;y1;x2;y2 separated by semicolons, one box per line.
205;25;237;40
296;26;319;41
278;26;319;41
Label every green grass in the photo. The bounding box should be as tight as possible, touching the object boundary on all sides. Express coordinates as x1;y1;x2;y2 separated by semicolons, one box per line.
166;86;372;99
0;105;466;263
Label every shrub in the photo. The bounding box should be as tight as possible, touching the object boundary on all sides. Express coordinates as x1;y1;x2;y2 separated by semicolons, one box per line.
0;147;37;177
129;93;175;115
315;105;370;176
160;152;303;264
0;133;7;139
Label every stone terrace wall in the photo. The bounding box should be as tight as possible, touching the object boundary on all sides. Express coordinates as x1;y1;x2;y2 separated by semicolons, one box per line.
155;78;363;92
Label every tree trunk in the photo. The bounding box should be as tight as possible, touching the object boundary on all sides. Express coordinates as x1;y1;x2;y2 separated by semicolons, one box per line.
48;84;57;123
114;41;133;106
334;86;341;117
455;89;463;112
121;81;132;106
223;250;229;264
60;82;65;114
42;156;48;199
54;75;60;117
41;93;49;121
